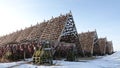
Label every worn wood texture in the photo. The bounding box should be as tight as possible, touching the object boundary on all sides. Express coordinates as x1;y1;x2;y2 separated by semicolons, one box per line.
79;31;98;57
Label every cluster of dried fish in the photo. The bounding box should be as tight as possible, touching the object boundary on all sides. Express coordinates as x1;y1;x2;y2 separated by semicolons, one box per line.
79;31;114;57
0;12;114;62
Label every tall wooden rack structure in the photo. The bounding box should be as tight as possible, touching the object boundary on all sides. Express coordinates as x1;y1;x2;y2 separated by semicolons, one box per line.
32;11;84;64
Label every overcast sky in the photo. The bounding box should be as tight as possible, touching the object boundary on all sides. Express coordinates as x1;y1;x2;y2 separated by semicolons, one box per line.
0;0;120;51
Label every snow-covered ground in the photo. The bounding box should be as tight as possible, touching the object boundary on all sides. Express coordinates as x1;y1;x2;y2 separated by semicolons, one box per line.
0;51;120;68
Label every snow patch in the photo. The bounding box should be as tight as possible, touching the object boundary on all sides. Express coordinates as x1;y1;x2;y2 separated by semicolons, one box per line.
0;51;120;68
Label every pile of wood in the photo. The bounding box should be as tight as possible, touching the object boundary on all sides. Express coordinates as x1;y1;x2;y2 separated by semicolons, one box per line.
79;31;98;57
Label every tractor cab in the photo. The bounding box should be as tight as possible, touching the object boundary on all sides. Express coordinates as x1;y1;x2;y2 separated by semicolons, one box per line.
33;40;53;65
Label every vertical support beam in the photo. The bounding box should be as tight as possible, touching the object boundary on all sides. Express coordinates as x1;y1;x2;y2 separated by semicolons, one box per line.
60;12;84;57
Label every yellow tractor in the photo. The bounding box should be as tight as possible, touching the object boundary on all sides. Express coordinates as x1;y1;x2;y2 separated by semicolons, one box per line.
33;40;53;65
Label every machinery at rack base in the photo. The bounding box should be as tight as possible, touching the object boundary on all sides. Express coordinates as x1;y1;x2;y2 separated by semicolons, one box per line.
33;40;53;65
